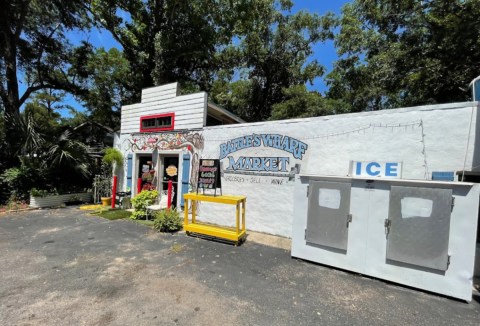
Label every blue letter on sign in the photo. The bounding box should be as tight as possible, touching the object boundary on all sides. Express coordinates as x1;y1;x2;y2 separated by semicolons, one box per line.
385;162;398;177
356;162;362;175
366;162;381;176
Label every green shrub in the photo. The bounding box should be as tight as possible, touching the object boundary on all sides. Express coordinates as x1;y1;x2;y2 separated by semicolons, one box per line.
1;165;48;201
153;208;183;232
30;188;59;197
131;190;158;220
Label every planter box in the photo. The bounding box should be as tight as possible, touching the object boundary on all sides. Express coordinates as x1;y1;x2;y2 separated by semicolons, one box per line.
29;192;92;208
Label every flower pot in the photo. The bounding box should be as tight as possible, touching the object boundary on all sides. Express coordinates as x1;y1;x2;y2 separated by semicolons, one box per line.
101;197;112;206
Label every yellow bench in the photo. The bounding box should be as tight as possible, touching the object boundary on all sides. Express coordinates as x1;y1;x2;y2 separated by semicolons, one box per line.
183;193;246;245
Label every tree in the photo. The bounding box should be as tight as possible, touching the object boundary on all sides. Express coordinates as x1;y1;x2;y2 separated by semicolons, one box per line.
0;0;89;167
23;90;67;138
88;0;335;121
79;47;133;129
270;85;347;120
210;2;336;121
327;0;480;112
86;0;220;99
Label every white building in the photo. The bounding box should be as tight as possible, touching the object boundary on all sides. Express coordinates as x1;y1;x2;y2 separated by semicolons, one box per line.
115;82;480;238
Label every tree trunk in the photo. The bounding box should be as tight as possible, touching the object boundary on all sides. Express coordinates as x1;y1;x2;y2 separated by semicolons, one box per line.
3;24;22;169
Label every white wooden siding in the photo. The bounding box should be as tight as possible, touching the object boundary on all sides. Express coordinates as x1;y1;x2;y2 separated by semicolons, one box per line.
141;83;178;103
121;83;207;134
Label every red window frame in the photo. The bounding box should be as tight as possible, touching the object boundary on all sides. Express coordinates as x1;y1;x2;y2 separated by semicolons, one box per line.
140;113;175;132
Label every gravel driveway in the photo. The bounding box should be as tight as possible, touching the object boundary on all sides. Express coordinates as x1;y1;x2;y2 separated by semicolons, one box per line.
0;208;479;325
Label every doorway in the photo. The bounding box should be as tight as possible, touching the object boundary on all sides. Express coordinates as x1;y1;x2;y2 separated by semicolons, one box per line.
160;155;179;208
137;155;156;192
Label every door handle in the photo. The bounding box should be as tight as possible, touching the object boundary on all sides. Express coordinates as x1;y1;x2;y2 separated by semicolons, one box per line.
347;214;352;227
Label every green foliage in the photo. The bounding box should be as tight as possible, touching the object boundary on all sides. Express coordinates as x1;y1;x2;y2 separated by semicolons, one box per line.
47;130;92;181
327;0;480;111
210;4;336;121
78;47;133;129
90;0;335;121
131;190;159;220
102;147;124;169
1;164;49;201
1;0;90;168
93;209;132;220
270;85;348;120
93;175;112;198
30;188;58;197
153;208;183;233
0;108;93;203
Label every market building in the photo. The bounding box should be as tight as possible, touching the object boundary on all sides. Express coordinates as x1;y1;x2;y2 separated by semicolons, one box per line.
115;82;479;237
114;82;480;301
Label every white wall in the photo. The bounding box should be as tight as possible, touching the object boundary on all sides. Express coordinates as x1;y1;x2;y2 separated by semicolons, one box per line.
120;83;207;134
198;102;479;237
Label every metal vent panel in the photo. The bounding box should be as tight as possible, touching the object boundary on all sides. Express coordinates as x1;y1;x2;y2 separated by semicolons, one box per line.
386;186;452;271
306;180;351;251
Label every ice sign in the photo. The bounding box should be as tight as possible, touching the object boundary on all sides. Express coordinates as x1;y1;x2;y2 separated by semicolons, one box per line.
350;161;402;178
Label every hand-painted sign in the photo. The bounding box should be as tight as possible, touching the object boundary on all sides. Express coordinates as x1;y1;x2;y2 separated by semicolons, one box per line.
219;134;308;175
166;165;178;177
220;134;308;160
350;161;402;178
198;159;222;194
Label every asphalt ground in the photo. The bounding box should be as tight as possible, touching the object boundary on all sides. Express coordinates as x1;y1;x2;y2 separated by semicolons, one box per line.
0;208;479;325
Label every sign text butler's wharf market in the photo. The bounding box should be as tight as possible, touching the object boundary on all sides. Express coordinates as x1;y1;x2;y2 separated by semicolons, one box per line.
219;134;308;173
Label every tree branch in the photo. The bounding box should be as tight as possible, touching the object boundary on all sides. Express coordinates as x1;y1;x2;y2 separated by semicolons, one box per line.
80;2;131;52
19;84;50;106
14;0;32;42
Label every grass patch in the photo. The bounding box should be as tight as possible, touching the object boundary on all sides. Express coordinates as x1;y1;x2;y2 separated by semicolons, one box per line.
79;204;104;211
92;209;132;220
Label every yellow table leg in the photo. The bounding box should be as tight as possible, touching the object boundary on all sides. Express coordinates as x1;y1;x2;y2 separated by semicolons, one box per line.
192;200;196;224
236;203;240;236
184;199;189;226
242;199;246;232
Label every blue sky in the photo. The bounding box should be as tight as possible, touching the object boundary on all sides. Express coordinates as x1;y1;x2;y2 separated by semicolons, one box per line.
28;1;350;115
290;1;350;92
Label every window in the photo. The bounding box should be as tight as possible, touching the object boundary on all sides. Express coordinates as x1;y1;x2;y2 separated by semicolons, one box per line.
140;113;175;132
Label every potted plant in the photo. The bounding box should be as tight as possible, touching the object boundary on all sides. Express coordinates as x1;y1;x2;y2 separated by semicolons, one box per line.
93;173;113;206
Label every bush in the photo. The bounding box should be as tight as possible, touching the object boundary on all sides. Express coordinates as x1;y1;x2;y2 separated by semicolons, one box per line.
1;165;48;201
131;190;158;220
153;208;183;232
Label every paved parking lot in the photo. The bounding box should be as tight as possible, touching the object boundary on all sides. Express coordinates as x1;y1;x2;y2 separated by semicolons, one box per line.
0;208;479;325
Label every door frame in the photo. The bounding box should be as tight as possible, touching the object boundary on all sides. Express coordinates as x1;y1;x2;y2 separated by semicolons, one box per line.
132;150;184;208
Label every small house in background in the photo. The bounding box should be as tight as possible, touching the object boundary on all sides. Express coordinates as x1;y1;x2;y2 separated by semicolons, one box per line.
71;120;115;160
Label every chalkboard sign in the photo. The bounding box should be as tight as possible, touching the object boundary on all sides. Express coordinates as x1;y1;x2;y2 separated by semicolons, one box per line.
197;159;222;196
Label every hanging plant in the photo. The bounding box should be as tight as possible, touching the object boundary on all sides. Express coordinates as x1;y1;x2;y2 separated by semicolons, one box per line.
102;147;124;169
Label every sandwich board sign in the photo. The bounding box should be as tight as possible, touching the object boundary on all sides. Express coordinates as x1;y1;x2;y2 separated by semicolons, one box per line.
197;159;222;196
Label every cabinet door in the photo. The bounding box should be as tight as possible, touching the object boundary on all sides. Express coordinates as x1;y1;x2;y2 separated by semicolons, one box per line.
306;181;352;251
386;186;452;271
